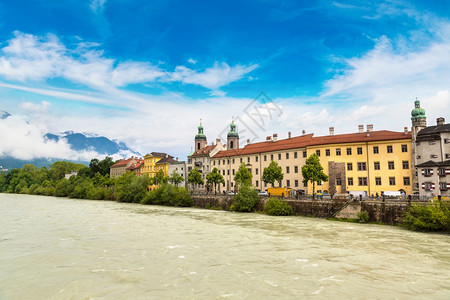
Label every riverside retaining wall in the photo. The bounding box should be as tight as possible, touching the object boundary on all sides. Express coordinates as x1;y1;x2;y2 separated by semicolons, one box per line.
192;195;410;225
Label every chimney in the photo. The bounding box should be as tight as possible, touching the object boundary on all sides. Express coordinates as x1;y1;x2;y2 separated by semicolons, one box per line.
273;133;278;141
329;127;334;136
358;125;364;133
404;126;408;135
216;138;221;144
366;130;370;137
302;130;306;135
266;136;272;142
247;139;250;144
437;117;445;126
367;124;373;132
288;131;291;139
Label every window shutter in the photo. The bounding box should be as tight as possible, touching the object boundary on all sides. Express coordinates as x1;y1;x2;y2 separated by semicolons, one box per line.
421;169;425;175
421;183;425;189
431;183;435;190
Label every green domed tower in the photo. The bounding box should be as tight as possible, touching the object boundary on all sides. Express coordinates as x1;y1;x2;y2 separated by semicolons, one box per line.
411;99;426;120
227;117;239;149
195;119;207;151
411;98;427;195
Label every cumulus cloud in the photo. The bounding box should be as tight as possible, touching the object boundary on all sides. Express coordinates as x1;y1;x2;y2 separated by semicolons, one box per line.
0;32;257;93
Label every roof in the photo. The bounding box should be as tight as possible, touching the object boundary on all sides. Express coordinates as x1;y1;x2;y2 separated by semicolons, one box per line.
111;158;133;168
212;130;411;159
126;160;144;170
150;152;173;158
190;144;217;157
156;156;177;164
417;123;450;136
416;160;450;167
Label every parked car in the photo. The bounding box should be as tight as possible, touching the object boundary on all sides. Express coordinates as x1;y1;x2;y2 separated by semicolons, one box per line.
267;187;291;197
256;189;267;196
227;191;236;196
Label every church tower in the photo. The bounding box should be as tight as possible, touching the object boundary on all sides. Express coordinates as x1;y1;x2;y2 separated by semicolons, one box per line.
411;98;426;192
195;119;207;151
227;118;239;150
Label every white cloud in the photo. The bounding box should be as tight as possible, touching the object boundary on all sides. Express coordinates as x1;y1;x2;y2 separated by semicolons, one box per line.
187;58;197;64
21;101;51;113
90;0;107;14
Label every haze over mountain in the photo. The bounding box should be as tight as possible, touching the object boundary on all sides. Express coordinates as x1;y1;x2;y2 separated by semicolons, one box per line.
0;111;140;170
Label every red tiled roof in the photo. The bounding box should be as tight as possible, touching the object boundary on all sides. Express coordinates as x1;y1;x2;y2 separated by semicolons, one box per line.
212;130;411;158
111;158;133;167
126;160;144;170
191;144;216;157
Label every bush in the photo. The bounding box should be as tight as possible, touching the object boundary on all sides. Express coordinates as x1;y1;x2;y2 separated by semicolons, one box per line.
141;184;193;207
231;185;259;212
403;201;450;232
263;197;294;216
357;210;370;223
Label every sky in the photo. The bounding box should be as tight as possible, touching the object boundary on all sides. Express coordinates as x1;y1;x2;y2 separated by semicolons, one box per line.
0;0;450;162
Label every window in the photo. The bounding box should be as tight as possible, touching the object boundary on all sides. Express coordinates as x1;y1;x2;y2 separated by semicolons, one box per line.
446;154;450;159
264;155;267;162
255;156;258;162
375;177;381;185
232;158;235;164
346;148;352;155
430;154;438;159
440;182;448;191
373;146;379;154
286;166;290;174
423;168;432;176
255;168;259;175
247;157;250;163
387;145;393;153
287;180;290;187
388;161;395;170
286;153;289;159
357;162;367;171
325;149;330;156
445;138;450;144
357;147;363;155
240;158;243;163
294;152;298;159
401;144;408;152
218;160;220;166
316;150;320;156
303;181;308;187
438;168;446;176
336;177;342;186
424;182;433;191
256;180;259;187
303;151;307;158
347;163;353;171
358;177;368;186
227;159;230;164
295;180;299;187
264;182;267;187
213;161;216;166
348;177;353;186
417;155;421;159
227;170;230;175
336;148;341;156
271;154;274;161
223;170;225;175
294;166;298;173
403;177;410;185
276;153;280;160
223;159;225;165
232;169;235;175
402;161;409;169
389;177;396;186
429;141;436;145
374;162;380;170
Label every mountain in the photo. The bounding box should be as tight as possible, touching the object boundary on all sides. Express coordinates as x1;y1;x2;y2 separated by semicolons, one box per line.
0;111;11;119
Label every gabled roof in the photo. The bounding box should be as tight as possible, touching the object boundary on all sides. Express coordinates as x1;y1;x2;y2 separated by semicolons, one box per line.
150;152;173;158
417;123;450;136
416;160;450;167
156;156;177;164
308;130;411;147
126;161;144;170
111;158;133;168
191;144;217;157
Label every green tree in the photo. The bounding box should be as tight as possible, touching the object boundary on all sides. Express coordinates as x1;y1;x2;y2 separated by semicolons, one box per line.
115;172;151;203
262;161;284;187
168;169;184;187
301;153;328;199
234;163;252;188
89;157;115;177
231;184;259;212
206;167;225;194
188;167;204;191
154;169;167;185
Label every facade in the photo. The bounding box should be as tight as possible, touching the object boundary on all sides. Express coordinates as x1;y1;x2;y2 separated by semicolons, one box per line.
168;161;187;187
141;152;173;178
110;157;139;178
155;154;176;177
126;159;144;176
415;115;450;197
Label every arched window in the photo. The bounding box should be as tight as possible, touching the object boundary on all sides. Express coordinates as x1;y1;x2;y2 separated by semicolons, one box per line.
230;141;234;149
197;142;201;150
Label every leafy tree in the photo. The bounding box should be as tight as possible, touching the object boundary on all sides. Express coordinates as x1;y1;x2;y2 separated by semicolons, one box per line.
154;169;167;185
115;172;151;203
89;157;115;177
234;163;252;188
301;153;328;199
188;167;204;191
48;161;86;181
168;169;184;187
231;185;259;212
206;167;225;194
264;197;294;216
262;161;284;187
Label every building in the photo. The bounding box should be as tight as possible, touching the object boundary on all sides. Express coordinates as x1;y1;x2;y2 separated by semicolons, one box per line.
168;160;187;187
110;157;140;178
126;158;144;176
155;154;176;176
187;121;226;190
414;107;450;197
141;152;174;178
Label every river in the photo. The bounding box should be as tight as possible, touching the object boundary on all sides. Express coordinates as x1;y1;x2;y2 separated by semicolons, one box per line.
0;193;449;299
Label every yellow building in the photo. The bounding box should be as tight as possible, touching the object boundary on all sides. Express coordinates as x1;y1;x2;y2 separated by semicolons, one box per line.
306;126;413;196
141;152;176;190
155;155;176;176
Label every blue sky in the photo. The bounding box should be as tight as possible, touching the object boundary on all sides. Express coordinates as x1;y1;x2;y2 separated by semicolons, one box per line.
0;0;449;161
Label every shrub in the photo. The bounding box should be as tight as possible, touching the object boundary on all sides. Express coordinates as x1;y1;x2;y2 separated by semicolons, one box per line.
141;184;193;207
263;197;294;216
231;185;259;212
403;201;450;232
357;210;370;223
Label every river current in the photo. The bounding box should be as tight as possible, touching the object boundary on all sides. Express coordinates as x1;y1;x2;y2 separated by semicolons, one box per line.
0;193;449;299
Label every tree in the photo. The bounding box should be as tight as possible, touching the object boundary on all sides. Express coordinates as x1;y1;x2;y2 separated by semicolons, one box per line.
154;169;167;185
231;184;259;212
206;167;225;194
89;157;115;177
262;161;284;187
168;169;184;187
301;153;328;199
188;167;204;191
234;163;252;188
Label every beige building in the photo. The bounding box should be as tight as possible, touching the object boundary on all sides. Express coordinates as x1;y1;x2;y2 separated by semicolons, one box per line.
110;157;140;178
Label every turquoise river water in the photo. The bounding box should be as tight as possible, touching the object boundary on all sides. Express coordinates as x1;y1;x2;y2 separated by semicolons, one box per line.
0;193;449;299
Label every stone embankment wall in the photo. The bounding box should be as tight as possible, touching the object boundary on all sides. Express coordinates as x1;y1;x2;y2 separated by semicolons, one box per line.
192;195;411;225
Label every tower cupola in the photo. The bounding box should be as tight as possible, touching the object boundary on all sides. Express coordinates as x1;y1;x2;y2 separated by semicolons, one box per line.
227;117;239;149
195;119;207;150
